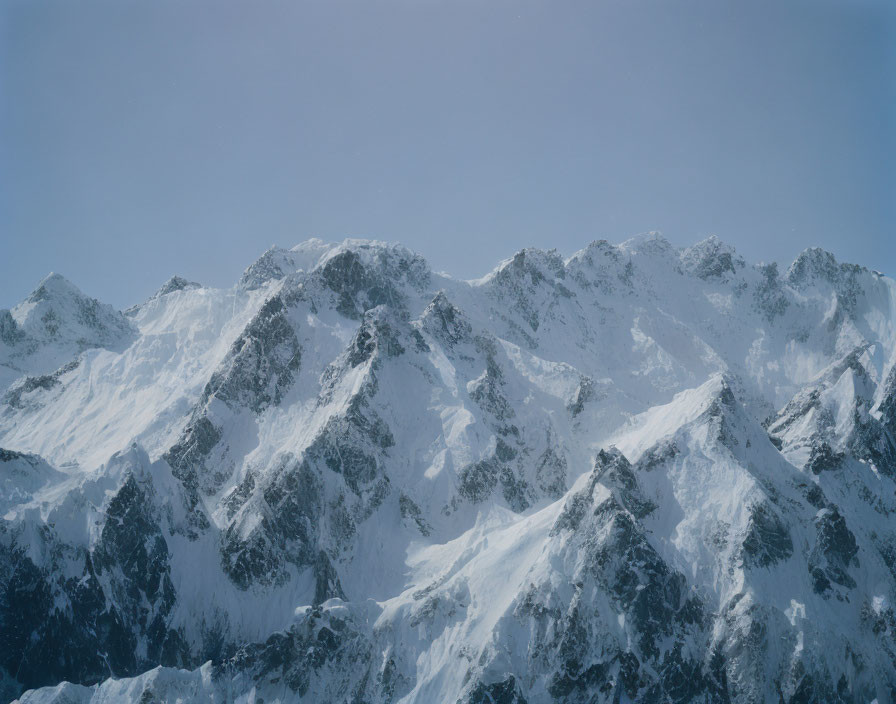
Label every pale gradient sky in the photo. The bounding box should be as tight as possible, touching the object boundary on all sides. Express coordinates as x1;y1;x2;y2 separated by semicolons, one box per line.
2;0;894;309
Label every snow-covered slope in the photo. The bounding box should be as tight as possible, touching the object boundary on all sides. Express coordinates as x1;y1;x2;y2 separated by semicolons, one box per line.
3;235;896;703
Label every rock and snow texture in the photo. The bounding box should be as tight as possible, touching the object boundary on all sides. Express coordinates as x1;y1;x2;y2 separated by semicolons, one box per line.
2;234;896;703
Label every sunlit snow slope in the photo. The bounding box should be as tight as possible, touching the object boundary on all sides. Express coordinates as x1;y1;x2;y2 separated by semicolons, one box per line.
3;234;896;703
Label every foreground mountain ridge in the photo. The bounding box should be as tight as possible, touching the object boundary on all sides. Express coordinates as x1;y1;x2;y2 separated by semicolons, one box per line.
2;234;896;703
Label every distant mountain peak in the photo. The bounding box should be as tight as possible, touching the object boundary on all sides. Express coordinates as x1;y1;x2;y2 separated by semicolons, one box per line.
681;235;746;280
618;230;675;256
22;272;85;305
238;246;299;290
1;272;135;389
785;246;864;289
154;275;201;298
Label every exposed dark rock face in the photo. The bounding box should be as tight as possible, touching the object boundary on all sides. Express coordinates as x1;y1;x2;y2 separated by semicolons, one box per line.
635;439;679;472
3;359;81;410
163;415;221;508
878;364;896;433
570;239;643;294
212;604;396;701
399;492;432;536
592;447;657;519
786;248;866;316
0;452;196;699
468;340;515;422
421;292;473;347
515;452;714;704
457;458;500;505
534;443;568;499
202;294;302;414
806;441;844;474
344;311;406;369
566;375;596;418
809;507;859;594
450;333;565;513
741;502;793;569
482;248;572;349
462;676;529;704
0;531;132;697
215;309;408;598
0;310;24;345
164;291;302;498
93;474;190;666
318;247;430;319
238;247;298;290
753;262;790;321
682;235;746;282
225;458;317;589
218;386;394;595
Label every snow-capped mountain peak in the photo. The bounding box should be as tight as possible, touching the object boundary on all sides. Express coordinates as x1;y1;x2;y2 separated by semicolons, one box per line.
680;235;747;281
0;272;136;392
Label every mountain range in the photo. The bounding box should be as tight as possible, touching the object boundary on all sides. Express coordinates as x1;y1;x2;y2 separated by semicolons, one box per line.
2;234;896;703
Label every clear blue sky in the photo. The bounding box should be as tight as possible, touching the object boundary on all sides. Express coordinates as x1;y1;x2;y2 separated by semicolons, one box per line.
1;0;894;309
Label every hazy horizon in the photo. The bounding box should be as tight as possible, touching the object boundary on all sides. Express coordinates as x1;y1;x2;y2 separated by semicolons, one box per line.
3;0;894;309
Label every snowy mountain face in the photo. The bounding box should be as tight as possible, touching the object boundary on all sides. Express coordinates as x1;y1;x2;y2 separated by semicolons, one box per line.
2;235;896;703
